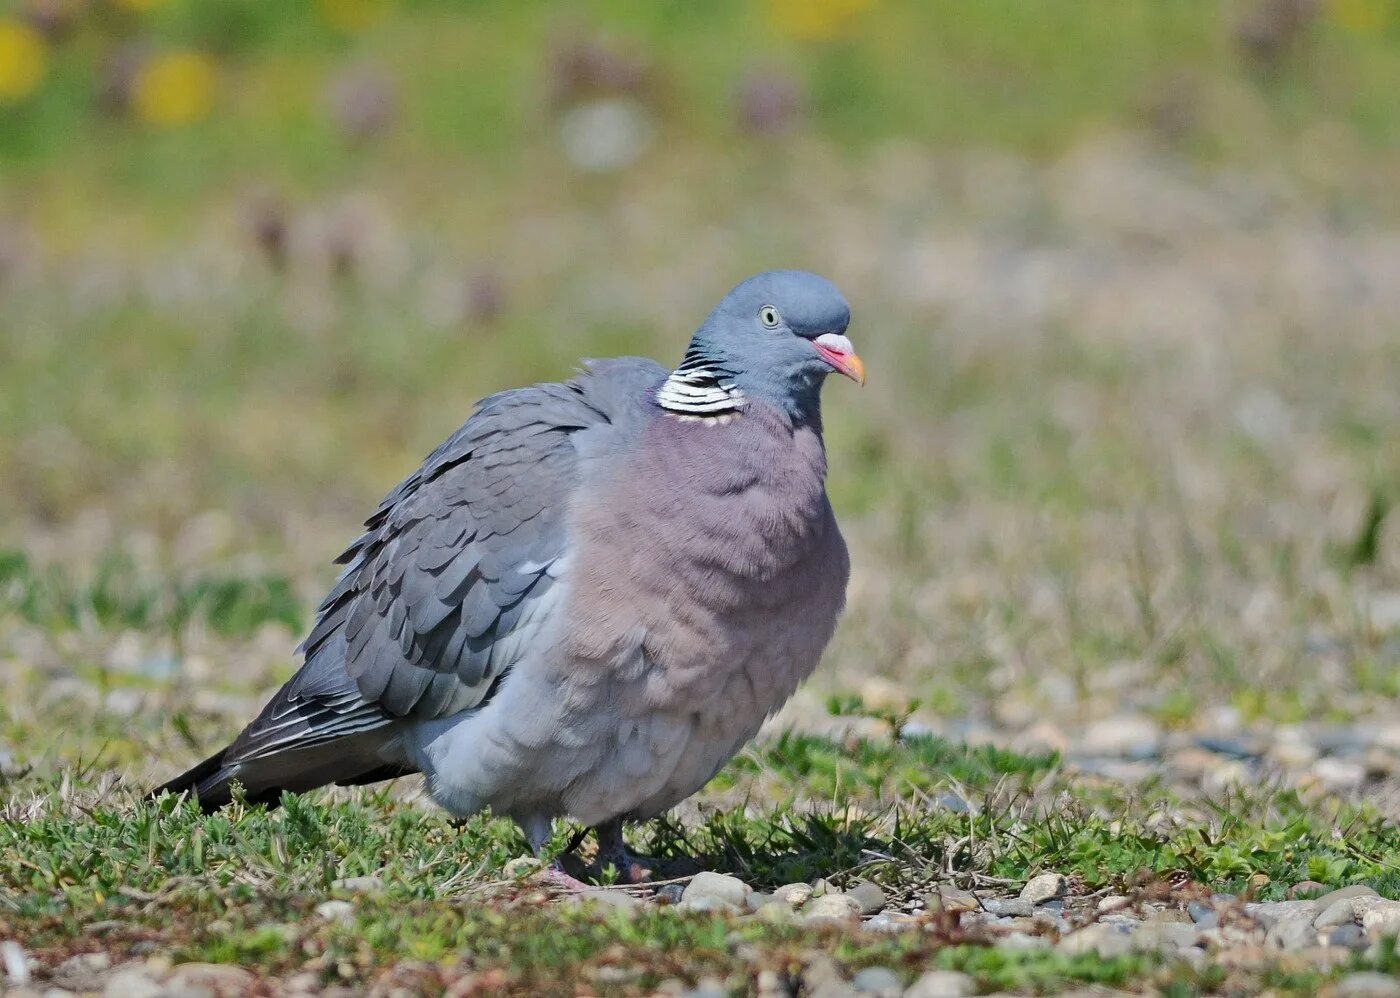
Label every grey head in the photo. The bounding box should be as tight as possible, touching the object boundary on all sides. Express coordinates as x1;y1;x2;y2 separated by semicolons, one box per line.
656;270;863;423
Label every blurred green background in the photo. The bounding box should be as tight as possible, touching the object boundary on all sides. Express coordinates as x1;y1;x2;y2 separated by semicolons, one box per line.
5;0;1400;755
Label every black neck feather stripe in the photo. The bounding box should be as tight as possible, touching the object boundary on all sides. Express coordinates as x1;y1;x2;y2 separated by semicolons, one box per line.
656;349;745;416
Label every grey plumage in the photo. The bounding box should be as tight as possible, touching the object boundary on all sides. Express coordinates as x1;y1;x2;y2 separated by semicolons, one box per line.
152;271;862;872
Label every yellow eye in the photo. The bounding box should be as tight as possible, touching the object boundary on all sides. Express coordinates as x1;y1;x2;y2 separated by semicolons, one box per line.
759;305;781;328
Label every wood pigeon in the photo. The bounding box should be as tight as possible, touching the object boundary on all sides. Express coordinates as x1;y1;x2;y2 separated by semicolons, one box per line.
152;270;864;880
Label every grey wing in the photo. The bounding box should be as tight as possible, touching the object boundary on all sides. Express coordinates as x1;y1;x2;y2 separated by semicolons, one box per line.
223;379;612;766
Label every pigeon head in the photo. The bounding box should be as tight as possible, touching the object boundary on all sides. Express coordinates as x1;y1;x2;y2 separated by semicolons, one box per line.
658;270;863;421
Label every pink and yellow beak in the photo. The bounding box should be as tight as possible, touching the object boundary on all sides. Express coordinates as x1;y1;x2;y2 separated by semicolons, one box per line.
813;332;866;385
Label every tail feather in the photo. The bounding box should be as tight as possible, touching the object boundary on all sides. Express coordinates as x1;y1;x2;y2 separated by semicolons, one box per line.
148;737;417;813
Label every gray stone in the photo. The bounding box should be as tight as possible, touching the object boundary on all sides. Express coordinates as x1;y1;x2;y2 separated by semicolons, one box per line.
1245;899;1318;929
164;963;255;997
573;888;642;912
331;874;384;893
772;883;814;908
864;913;919;933
681;872;750;910
1264;914;1319;950
746;891;773;913
1187;901;1218;928
1362;901;1400;939
1328;924;1368;951
847;880;888;916
679;895;740;914
1019;873;1067;904
850;966;902;995
1314;897;1363;929
804;893;863;922
1058;922;1135;957
1132;922;1199;951
101;965;164;998
999;931;1051;951
983;898;1034;917
1333;972;1400;998
314;899;355;922
904;970;976;997
655;883;686;905
1315;884;1379;908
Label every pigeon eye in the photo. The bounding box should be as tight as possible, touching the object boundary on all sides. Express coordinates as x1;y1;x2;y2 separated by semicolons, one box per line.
759;305;781;328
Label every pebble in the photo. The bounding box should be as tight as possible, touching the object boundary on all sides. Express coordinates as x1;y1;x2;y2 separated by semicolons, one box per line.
100;965;163;998
1019;873;1067;904
931;886;978;913
904;970;976;997
846;880;887;915
655;883;687;905
572;888;642;913
314;899;356;922
164;963;256;997
1314;884;1379;909
804;893;863;923
1187;900;1218;927
1312;757;1366;793
331;875;385;893
1328;924;1368;950
772;883;814;908
1333;972;1400;998
1132;922;1199;952
864;913;919;933
849;966;902;995
1245;899;1318;928
1361;901;1400;939
1097;895;1132;914
680;872;750;911
983;898;1034;917
1079;714;1161;759
1058;922;1135;957
1264;913;1319;950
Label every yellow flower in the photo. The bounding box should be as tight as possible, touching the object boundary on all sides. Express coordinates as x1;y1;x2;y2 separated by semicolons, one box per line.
0;19;47;102
767;0;877;42
316;0;393;33
133;51;215;126
1332;0;1393;33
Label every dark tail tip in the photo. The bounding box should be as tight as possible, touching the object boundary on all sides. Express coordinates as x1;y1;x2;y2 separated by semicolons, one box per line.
146;747;233;813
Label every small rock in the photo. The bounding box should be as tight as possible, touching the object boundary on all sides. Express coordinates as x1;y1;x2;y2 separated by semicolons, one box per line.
864;913;919;933
314;900;355;922
572;888;642;912
1245;899;1318;929
984;898;1034;917
1328;924;1368;950
804;893;863;922
681;872;750;911
1059;922;1135;957
746;891;773;913
846;881;887;916
164;963;255;997
1080;714;1161;759
502;857;541;879
1097;895;1132;914
1132;922;1199;951
1289;880;1329;899
679;895;740;914
772;883;814;908
655;883;686;905
1361;901;1400;939
331;874;384;893
1314;898;1362;929
1000;931;1051;950
1265;914;1319;950
1187;900;1218;928
905;970;976;998
102;965;164;998
930;886;978;913
1019;873;1067;904
1315;884;1379;909
1313;757;1366;793
849;966;901;995
1333;972;1400;998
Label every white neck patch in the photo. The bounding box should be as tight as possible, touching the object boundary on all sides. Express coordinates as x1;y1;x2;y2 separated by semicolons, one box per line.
655;367;746;417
